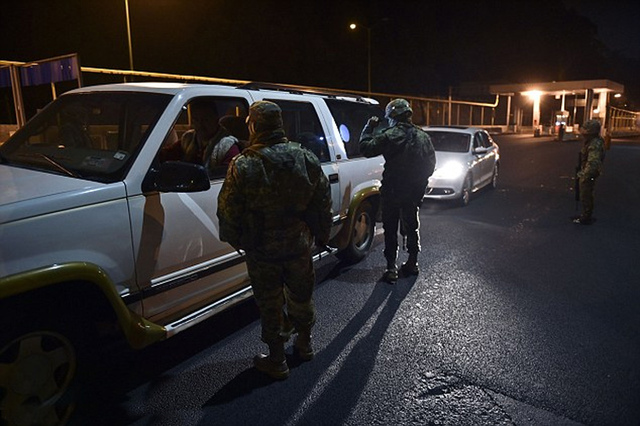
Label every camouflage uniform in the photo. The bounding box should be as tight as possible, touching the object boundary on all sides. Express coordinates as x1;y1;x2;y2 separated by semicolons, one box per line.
575;119;605;224
217;101;331;375
359;99;436;282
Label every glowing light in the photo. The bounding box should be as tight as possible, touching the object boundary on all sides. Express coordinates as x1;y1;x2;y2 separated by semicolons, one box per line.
432;161;465;179
339;124;351;142
349;23;357;30
523;90;542;101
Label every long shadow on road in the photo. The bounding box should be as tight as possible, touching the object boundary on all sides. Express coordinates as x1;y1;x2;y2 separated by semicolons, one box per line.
201;267;417;426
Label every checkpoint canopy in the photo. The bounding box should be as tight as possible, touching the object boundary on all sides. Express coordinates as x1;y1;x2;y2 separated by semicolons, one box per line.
1;54;82;127
489;79;624;130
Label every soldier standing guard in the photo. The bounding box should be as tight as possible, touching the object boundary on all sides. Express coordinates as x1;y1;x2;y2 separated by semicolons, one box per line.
359;99;436;284
217;101;332;379
572;119;606;225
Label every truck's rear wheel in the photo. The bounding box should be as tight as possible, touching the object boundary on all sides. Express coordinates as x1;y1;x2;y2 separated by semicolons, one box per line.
337;201;375;263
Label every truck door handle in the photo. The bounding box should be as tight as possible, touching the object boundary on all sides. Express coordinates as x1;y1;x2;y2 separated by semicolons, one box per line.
328;173;339;184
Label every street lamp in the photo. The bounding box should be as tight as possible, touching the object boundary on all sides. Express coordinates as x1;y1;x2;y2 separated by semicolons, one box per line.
124;0;134;71
349;22;372;94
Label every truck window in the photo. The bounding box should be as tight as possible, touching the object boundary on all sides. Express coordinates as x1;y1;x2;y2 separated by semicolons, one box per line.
159;96;249;180
266;99;330;163
0;92;172;183
325;99;384;159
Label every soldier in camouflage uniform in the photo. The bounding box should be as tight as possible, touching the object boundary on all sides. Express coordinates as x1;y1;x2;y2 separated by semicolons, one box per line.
573;119;606;225
217;101;332;379
359;99;436;284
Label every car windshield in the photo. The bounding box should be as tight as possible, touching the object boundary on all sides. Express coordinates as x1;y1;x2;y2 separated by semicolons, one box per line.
0;91;172;183
426;131;470;153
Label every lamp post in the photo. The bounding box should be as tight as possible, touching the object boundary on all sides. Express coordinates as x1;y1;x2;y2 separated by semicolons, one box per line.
124;0;134;71
349;23;372;94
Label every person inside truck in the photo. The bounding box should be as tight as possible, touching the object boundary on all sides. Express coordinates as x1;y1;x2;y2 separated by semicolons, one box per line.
59;104;93;148
160;99;241;176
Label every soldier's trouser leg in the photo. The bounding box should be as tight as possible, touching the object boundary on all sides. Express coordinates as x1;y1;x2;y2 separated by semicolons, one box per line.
245;253;289;345
399;200;421;275
282;254;316;360
579;177;596;219
282;253;316;337
382;198;401;266
400;200;421;255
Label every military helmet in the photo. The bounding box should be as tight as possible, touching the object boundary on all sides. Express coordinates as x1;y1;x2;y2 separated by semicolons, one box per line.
581;119;601;135
385;98;413;119
247;100;283;130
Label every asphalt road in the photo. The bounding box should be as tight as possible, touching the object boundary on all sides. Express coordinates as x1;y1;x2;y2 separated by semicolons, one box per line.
72;134;640;426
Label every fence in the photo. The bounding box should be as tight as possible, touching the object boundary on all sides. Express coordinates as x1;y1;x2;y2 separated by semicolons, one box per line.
608;106;640;136
374;93;504;130
79;67;506;130
5;60;639;141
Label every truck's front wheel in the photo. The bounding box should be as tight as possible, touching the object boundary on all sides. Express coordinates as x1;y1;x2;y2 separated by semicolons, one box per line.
0;329;76;425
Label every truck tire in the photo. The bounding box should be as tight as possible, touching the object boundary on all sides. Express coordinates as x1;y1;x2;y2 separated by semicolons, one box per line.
337;201;375;263
0;286;113;425
0;328;76;425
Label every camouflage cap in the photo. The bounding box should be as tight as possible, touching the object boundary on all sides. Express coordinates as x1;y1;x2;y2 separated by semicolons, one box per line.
581;119;601;135
247;100;284;130
385;98;413;119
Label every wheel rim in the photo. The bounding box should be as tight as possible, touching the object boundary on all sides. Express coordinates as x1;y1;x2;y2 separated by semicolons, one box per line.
0;331;76;426
352;210;372;251
492;166;498;188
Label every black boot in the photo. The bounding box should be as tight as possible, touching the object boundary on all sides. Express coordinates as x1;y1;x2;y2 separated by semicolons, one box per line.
401;253;419;276
254;342;289;380
572;215;594;225
382;258;398;284
294;330;314;361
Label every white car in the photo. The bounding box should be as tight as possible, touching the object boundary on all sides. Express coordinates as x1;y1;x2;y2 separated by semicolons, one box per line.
423;126;500;205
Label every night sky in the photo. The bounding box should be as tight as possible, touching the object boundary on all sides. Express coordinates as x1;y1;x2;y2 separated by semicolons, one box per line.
2;0;640;105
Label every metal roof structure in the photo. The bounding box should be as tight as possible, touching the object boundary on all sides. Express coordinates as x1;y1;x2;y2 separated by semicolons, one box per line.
489;79;624;97
488;79;625;131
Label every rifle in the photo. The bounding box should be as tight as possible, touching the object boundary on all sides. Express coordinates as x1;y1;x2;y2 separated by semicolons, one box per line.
574;151;582;211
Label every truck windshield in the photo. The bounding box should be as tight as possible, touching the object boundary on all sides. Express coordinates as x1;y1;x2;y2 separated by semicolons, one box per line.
0;91;172;183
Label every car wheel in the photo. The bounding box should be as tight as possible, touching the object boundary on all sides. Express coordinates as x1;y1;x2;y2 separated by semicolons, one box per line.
459;175;472;206
0;330;76;425
337;201;375;263
490;164;499;189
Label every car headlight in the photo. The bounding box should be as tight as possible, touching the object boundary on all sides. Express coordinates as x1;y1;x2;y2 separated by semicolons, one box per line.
432;161;465;179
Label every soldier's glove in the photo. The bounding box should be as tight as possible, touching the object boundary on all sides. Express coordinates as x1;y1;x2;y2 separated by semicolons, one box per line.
366;116;380;128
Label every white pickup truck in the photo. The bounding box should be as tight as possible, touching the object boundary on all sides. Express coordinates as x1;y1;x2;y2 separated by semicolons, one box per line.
0;82;384;422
